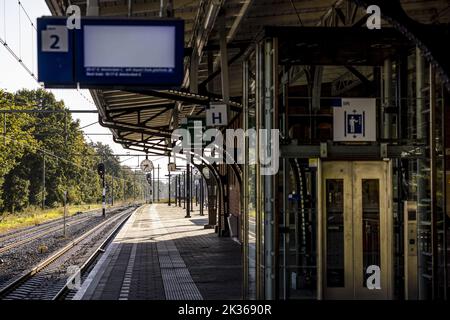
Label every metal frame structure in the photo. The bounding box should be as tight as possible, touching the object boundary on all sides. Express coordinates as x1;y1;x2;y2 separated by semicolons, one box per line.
45;0;450;300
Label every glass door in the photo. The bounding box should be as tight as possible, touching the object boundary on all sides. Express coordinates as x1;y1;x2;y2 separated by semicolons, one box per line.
322;162;354;299
321;161;393;299
353;161;393;299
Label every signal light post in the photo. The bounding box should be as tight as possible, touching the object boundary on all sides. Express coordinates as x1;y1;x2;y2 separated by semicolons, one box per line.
97;163;106;217
168;171;171;206
157;164;160;202
185;164;191;218
152;168;155;203
146;173;152;204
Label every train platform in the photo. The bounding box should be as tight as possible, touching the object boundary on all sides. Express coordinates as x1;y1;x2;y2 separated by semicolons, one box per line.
73;204;242;300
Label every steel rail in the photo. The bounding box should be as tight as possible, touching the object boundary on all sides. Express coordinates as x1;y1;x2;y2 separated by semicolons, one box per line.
0;206;138;299
0;216;91;254
0;206;125;249
52;206;142;300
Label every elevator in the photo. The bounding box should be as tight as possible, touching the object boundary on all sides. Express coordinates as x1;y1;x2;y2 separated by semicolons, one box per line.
319;161;394;299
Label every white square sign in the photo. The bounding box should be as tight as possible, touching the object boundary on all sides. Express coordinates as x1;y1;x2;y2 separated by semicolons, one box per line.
333;98;376;142
206;103;228;127
41;25;69;52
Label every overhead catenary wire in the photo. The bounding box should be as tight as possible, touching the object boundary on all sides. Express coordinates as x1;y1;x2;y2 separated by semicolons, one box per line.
1;0;39;82
76;89;96;106
0;2;164;170
3;0;6;43
2;133;147;186
80;121;99;129
18;0;38;76
0;107;154;173
1;1;96;105
18;0;37;31
18;0;21;60
0;111;126;175
0;36;37;81
31;23;34;75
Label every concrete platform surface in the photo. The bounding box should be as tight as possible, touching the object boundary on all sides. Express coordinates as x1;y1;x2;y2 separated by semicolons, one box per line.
73;204;242;300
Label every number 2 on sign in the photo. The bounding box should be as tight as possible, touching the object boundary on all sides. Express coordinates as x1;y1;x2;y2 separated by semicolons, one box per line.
50;35;60;50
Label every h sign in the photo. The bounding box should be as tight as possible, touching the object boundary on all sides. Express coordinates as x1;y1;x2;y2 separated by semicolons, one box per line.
206;103;228;127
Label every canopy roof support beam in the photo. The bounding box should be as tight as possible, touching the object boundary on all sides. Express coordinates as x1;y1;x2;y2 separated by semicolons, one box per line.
125;89;242;111
219;10;230;104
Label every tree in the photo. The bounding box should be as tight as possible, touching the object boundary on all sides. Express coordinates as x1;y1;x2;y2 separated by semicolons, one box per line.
0;90;37;213
11;89;100;207
3;167;30;213
1;88;146;214
92;142;121;175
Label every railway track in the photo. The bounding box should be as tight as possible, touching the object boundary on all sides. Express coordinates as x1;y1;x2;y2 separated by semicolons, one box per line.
0;216;91;254
0;205;141;300
0;206;126;251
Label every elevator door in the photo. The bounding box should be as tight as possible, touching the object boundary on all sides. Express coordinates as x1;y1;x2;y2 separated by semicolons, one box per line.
321;161;393;299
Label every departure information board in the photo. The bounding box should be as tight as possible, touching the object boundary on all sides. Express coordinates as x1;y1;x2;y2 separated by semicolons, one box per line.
38;17;184;89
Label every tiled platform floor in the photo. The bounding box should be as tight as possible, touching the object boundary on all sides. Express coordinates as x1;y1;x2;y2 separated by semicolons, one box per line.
73;204;242;300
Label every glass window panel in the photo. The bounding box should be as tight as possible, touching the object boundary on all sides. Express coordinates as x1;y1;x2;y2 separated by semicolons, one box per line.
362;179;381;287
246;53;257;299
326;179;345;287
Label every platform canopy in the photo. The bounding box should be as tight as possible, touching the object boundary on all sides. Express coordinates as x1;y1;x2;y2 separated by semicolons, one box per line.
45;0;450;155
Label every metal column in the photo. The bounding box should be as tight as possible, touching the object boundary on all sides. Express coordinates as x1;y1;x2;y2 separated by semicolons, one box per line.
281;66;289;300
429;65;438;299
200;177;204;216
175;174;178;206
183;171;186;209
102;173;106;217
416;47;428;300
152;168;155;203
383;58;393;140
195;176;198;207
263;38;277;300
219;12;230;104
255;41;263;299
190;167;194;212
242;58;250;298
178;174;182;207
168;171;171;206
157;164;160;202
186;165;191;218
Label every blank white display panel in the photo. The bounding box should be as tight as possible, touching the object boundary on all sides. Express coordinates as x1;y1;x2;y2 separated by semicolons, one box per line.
83;25;176;68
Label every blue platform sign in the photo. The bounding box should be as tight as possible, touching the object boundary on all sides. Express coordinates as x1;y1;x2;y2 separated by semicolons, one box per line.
37;17;184;89
37;17;76;87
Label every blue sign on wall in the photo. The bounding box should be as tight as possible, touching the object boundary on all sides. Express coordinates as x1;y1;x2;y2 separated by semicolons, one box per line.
37;17;184;89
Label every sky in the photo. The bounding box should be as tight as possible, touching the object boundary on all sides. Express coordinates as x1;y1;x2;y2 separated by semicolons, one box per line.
0;0;175;180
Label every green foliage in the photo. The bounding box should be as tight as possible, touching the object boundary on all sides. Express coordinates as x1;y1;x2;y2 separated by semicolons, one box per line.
0;89;145;216
3;170;30;213
0;90;37;211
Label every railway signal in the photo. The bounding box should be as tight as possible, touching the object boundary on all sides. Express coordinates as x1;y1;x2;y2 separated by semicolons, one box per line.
97;163;106;217
146;173;152;204
97;163;105;177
